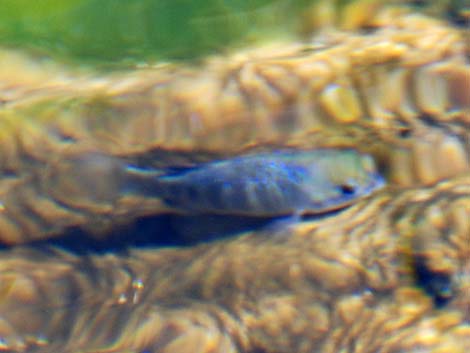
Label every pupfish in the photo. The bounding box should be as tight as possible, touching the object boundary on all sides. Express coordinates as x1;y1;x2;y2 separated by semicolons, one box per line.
123;149;385;216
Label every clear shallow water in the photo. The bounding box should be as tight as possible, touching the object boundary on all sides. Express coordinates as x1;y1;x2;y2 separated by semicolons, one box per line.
0;1;469;352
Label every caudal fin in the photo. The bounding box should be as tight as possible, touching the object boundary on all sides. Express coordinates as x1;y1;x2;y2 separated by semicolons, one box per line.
121;164;167;197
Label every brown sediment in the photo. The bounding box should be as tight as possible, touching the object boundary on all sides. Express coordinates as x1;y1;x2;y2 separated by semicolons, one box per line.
0;4;468;353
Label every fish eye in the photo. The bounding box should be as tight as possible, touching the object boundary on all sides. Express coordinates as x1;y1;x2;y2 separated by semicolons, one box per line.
338;184;356;195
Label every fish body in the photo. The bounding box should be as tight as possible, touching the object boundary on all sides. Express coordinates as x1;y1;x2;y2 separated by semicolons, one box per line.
124;149;385;216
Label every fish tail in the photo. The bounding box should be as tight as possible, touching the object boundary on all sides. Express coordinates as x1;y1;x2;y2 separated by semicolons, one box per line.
121;165;167;197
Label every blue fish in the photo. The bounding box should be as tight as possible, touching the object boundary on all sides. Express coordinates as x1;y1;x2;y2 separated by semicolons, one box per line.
123;149;385;216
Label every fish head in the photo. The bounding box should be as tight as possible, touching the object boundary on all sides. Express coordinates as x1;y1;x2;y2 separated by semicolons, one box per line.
305;150;385;211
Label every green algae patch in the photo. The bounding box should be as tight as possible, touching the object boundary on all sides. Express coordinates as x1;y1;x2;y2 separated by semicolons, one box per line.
0;0;309;66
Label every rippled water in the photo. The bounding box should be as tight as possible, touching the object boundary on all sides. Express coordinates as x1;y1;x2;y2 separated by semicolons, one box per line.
0;1;469;353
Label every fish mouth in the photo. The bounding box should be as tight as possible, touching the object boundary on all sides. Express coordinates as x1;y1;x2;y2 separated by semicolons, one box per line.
369;173;386;193
354;173;386;200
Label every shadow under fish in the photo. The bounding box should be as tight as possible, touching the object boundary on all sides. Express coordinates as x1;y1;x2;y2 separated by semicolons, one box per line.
166;208;349;246
18;208;349;256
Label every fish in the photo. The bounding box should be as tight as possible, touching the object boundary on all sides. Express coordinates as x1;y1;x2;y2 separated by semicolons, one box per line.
123;149;385;217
